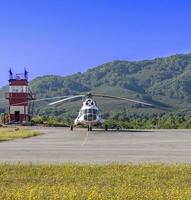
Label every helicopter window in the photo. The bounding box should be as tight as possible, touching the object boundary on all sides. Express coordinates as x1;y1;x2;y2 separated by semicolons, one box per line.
83;109;98;121
84;113;97;121
88;109;92;113
84;109;92;114
83;109;92;114
83;109;97;114
83;108;98;121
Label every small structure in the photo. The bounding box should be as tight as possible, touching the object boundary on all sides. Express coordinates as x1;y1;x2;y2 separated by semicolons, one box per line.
6;69;35;123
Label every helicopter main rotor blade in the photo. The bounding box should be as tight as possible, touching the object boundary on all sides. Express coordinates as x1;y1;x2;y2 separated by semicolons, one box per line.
49;95;85;106
34;96;69;103
93;94;153;106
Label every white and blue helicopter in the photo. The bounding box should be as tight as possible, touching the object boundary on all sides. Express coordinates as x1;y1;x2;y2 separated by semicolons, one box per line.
49;93;152;131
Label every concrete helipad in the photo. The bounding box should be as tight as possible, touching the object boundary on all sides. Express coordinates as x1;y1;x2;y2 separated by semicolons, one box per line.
0;127;191;163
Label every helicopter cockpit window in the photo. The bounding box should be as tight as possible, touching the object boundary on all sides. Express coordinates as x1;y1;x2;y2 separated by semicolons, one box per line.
88;109;92;113
83;109;98;114
83;109;90;113
83;109;98;121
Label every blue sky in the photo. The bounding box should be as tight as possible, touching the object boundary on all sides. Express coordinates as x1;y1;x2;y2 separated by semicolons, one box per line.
0;0;191;86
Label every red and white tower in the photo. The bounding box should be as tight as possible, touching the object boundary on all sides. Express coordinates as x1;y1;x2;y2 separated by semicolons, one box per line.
6;69;35;123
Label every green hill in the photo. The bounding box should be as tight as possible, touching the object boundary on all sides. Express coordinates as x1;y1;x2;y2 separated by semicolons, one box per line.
1;53;191;119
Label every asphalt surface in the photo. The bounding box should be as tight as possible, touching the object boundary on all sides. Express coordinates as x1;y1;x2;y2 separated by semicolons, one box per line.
0;127;191;163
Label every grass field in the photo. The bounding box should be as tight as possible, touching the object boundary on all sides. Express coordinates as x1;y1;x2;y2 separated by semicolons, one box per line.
0;127;40;141
0;164;191;199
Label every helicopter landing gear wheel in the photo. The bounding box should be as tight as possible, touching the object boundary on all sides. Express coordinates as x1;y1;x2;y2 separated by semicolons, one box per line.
104;124;108;131
70;124;74;131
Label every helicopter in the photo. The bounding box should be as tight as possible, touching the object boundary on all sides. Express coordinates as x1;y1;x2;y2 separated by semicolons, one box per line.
48;93;152;131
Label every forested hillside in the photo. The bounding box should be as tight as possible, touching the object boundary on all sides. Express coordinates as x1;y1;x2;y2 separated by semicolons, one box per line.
1;53;191;119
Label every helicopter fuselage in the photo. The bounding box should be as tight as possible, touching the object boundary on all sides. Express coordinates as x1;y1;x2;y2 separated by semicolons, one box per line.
74;98;104;126
48;93;152;129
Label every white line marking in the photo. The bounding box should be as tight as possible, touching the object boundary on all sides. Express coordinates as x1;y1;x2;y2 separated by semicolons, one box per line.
81;131;89;146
